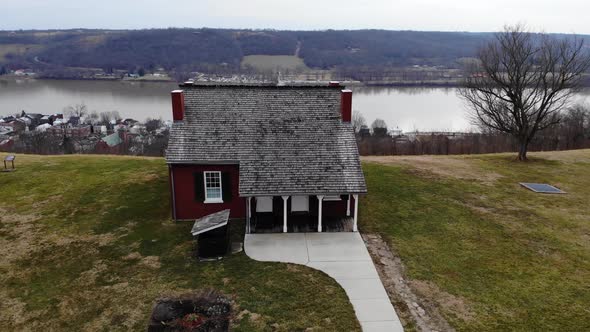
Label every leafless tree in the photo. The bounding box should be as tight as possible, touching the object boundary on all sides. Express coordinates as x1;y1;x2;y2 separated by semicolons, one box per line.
86;111;99;124
64;103;88;118
458;24;590;160
371;118;388;130
371;118;388;136
352;111;367;132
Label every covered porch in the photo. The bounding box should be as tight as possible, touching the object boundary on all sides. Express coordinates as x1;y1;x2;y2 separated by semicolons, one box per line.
245;194;360;234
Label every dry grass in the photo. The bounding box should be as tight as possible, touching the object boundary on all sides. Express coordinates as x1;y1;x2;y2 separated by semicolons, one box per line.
363;155;503;183
0;154;360;331
361;149;590;331
241;55;309;72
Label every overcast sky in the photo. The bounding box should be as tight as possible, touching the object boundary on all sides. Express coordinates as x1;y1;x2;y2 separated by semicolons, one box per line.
2;0;589;34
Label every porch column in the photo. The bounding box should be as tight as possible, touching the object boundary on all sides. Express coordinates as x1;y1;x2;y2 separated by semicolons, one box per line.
346;194;351;216
246;197;252;234
317;195;324;232
353;194;359;232
281;196;289;233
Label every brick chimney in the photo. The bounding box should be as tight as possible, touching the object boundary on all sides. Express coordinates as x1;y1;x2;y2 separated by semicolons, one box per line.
171;90;185;121
341;89;352;122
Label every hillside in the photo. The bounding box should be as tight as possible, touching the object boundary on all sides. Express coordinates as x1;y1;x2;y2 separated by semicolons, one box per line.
0;154;359;331
361;150;590;331
1;151;589;330
0;29;496;76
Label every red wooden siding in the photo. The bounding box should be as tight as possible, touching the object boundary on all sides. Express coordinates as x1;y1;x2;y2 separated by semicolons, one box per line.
170;164;245;220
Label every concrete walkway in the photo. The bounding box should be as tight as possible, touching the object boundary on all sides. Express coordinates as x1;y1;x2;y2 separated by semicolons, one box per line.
244;232;404;332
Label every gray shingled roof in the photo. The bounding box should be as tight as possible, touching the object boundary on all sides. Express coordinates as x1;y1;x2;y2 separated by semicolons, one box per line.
166;84;367;196
191;209;230;236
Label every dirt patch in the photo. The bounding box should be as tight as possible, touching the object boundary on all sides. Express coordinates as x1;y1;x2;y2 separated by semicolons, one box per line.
363;155;502;183
0;208;43;266
410;280;475;322
363;233;456;332
123;252;142;261
78;260;109;286
236;309;261;322
141;256;161;269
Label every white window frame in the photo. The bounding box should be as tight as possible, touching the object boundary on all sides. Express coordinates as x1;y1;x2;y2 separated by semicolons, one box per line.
256;196;273;213
291;195;309;212
203;171;223;204
323;195;342;201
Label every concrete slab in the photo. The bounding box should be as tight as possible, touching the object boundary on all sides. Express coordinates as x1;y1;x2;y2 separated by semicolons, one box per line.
351;299;400;322
305;232;372;262
337;278;390;300
244;232;403;331
244;233;309;265
361;321;405;332
307;261;379;280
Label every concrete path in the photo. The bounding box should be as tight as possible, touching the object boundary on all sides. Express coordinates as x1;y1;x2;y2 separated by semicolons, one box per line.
244;232;404;332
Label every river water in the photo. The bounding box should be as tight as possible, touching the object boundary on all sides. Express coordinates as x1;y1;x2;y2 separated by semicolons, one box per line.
1;78;588;132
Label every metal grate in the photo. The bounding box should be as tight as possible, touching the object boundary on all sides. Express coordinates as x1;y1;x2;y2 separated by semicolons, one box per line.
520;183;566;194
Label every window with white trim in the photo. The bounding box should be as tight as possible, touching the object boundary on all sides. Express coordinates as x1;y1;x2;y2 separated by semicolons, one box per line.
204;171;223;203
291;196;309;212
323;195;342;201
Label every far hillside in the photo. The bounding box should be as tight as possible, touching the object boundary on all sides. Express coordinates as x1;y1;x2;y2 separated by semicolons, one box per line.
0;29;500;79
2;29;589;82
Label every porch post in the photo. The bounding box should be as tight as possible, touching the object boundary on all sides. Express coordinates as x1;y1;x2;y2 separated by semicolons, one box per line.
246;197;252;234
346;194;351;216
353;194;359;232
317;195;324;232
282;196;289;233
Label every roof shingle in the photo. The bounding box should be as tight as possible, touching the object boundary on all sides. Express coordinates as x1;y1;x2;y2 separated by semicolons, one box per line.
166;84;367;196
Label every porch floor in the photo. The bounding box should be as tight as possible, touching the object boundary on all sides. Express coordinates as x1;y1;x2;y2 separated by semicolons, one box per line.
251;214;353;233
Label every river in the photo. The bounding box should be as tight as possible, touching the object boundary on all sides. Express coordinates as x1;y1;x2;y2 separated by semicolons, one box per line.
1;78;588;132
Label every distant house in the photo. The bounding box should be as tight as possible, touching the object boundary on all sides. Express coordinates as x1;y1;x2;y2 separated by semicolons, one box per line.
68;116;81;126
166;83;367;233
25;113;43;127
0;120;26;134
47;125;92;138
0;138;14;151
39;115;52;125
95;132;124;154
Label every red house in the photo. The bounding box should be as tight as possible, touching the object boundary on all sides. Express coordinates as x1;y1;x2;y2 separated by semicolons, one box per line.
166;83;367;233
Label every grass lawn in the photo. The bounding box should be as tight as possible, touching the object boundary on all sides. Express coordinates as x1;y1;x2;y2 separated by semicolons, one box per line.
361;150;590;331
0;155;359;331
241;55;309;72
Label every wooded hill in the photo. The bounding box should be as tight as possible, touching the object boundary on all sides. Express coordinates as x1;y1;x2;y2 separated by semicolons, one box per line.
1;28;588;75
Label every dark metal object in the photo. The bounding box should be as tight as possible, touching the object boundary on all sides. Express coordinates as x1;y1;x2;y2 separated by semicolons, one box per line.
520;182;566;194
190;209;231;260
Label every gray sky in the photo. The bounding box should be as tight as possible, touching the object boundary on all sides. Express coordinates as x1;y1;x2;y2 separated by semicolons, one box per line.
2;0;589;34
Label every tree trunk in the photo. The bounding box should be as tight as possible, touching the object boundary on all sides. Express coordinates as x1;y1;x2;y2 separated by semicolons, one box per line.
518;139;529;161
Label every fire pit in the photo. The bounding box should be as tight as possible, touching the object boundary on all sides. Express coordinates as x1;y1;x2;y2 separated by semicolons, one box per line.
148;290;231;332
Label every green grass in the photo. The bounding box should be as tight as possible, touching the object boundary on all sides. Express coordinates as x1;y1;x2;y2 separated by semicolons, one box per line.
0;154;359;331
360;150;590;331
241;55;309;72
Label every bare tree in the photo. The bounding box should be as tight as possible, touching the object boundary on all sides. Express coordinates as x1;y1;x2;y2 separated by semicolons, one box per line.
371;118;388;130
459;24;590;160
371;118;388;136
86;111;99;125
352;111;367;132
64;103;88;118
